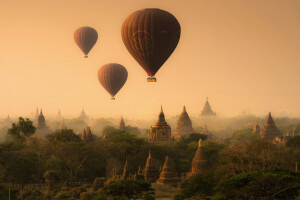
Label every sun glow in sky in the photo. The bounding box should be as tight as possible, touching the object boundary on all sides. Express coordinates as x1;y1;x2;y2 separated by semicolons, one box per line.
0;0;299;119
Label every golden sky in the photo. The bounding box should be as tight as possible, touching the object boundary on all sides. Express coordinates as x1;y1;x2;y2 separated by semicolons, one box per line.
0;0;299;119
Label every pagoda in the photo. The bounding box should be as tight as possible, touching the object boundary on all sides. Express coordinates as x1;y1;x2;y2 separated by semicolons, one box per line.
144;151;159;182
200;97;216;116
148;106;172;144
36;110;51;136
119;116;125;130
174;106;194;138
57;109;63;120
260;112;282;141
79;109;89;121
3;115;12;126
188;139;209;177
156;156;179;187
252;121;260;134
81;126;94;143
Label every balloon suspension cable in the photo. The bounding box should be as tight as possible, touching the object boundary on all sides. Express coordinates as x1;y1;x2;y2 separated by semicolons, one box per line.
147;76;156;82
84;55;88;58
111;97;115;100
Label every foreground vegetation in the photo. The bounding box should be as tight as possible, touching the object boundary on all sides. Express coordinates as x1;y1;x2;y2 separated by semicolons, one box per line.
0;117;298;199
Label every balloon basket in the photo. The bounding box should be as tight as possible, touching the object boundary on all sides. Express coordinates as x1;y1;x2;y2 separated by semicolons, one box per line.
147;77;156;82
84;55;88;58
111;97;115;100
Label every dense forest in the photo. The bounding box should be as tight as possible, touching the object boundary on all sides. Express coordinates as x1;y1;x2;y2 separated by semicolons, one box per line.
0;117;299;200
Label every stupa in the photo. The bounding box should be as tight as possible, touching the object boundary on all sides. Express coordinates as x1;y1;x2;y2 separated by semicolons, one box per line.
188;139;209;177
156;156;179;186
260;112;282;141
252;121;260;134
119;116;125;130
144;151;159;182
174;106;194;138
200;97;216;116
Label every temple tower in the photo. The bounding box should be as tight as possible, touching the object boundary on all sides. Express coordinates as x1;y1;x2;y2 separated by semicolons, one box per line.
38;110;46;128
81;126;94;143
148;106;172;144
57;109;63;120
200;97;216;116
188;139;209;177
144;151;158;182
253;121;260;134
156;156;179;186
119;116;126;130
36;109;51;136
260;112;282;141
174;106;194;138
79;109;89;121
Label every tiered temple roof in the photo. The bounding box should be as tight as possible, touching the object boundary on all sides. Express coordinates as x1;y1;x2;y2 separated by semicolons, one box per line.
148;106;172;144
144;151;158;182
119;116;125;130
253;121;260;134
38;110;46;128
260;112;282;141
188;139;209;177
174;106;194;138
156;156;179;187
79;109;89;121
200;97;216;116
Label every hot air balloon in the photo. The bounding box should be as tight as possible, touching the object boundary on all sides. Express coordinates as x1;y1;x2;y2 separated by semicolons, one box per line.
121;8;181;82
74;27;98;58
97;63;128;100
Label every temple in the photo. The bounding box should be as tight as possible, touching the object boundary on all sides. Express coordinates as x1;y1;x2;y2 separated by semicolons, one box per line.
148;106;172;144
187;139;209;177
3;115;12;126
273;127;297;145
57;109;63;120
252;121;260;134
200;97;216;116
260;112;281;141
156;156;179;187
119;116;125;130
174;106;194;138
79;109;89;121
81;126;95;143
144;151;159;182
35;110;51;136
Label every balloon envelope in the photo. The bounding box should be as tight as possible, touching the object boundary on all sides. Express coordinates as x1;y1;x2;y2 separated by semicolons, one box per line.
121;8;181;80
97;63;128;99
74;26;98;58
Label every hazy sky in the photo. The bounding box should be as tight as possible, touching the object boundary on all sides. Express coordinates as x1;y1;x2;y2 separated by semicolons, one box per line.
0;0;299;119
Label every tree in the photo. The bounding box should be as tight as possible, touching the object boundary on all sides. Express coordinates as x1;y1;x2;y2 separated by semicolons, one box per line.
103;179;154;200
46;129;82;144
215;168;300;200
7;117;36;141
175;174;215;199
286;136;300;149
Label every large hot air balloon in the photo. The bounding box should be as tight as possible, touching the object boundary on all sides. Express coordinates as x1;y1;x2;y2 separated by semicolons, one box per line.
74;27;98;58
121;8;181;82
97;63;128;100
